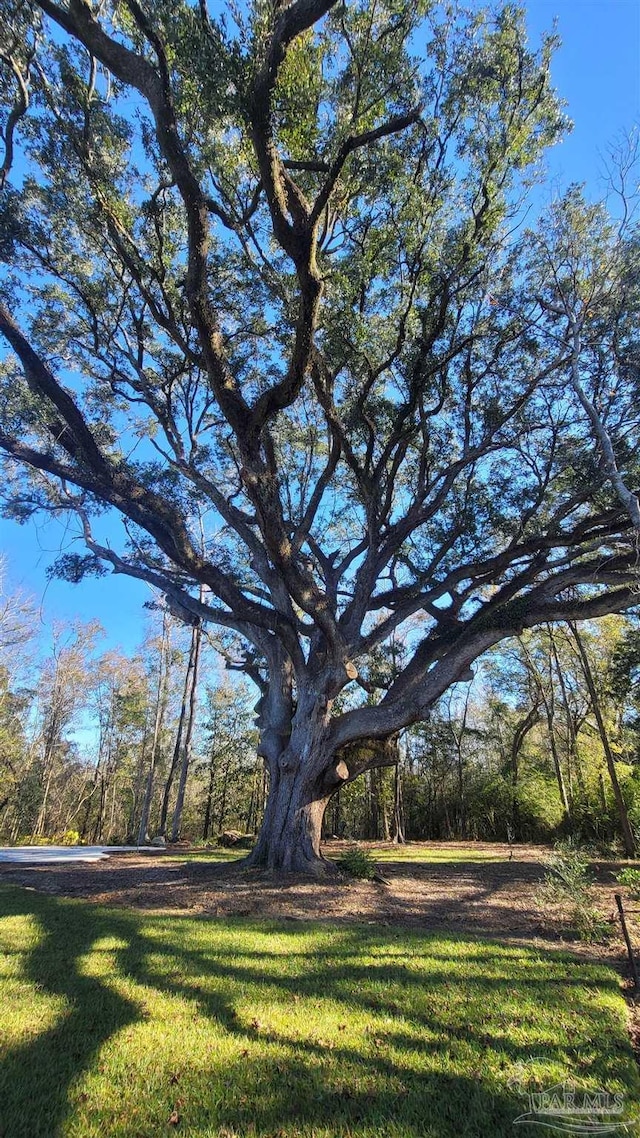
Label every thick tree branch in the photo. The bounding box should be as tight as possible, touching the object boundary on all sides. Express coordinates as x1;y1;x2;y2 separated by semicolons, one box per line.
0;302;111;475
330;582;640;752
0;316;297;639
0;49;32;189
37;0;251;444
310;107;423;227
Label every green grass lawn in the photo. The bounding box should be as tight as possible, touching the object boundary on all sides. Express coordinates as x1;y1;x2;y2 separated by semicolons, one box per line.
346;844;506;864
168;848;246;863
0;884;638;1138
173;843;507;866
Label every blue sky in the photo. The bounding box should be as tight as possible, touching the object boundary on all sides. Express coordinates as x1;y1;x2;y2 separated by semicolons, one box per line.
526;0;640;188
2;0;639;655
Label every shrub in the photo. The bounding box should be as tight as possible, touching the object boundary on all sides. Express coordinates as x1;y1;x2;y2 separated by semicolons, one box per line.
336;845;378;880
538;840;609;943
59;829;81;846
617;868;640;898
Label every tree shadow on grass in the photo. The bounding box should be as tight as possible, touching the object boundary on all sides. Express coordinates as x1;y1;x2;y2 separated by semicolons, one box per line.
112;920;640;1136
0;885;638;1138
0;886;142;1138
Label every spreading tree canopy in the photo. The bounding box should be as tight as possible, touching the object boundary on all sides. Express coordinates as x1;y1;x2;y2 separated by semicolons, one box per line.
1;0;639;870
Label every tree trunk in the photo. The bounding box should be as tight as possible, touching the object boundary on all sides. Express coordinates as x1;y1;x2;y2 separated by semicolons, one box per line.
137;612;170;845
245;673;405;874
80;764;99;841
247;761;333;873
34;752;55;839
569;623;636;858
202;755;216;840
94;771;107;842
509;704;539;838
107;776;118;843
379;767;391;842
548;628;587;799
244;757;264;835
533;676;571;821
520;639;571;822
246;688;347;875
170;620;202;842
365;769;376;839
216;753;232;833
548;716;571;821
127;730;147;844
392;761;405;844
331;787;342;837
159;611;202;838
158;686;188;838
455;746;465;838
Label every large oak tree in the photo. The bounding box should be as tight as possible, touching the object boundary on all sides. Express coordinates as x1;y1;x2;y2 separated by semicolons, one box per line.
1;0;639;871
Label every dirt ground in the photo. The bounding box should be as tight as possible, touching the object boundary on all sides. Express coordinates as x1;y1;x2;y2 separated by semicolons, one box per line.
0;840;634;962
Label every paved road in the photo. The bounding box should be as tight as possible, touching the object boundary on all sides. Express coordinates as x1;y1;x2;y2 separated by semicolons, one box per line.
0;845;163;864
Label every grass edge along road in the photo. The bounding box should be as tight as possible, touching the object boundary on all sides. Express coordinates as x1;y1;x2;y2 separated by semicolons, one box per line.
0;884;638;1138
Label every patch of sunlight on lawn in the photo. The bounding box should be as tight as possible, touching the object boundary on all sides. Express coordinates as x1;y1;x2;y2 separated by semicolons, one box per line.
0;912;69;1046
171;844;509;866
168;848;246;864
355;845;506;863
0;885;638;1138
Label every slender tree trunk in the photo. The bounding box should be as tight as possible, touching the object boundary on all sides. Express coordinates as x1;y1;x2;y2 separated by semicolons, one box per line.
217;755;231;833
202;752;216;840
451;688;471;838
569;623;636;858
392;761;405;844
374;766;391;841
34;747;56;839
107;776;118;842
330;787;341;837
598;771;612;841
443;799;452;839
137;613;170;845
170;620;202;842
80;763;99;841
530;672;571;820
159;614;201;838
245;757;263;835
366;769;376;839
137;741;159;845
158;689;188;838
33;707;62;838
548;629;587;799
94;771;107;842
456;746;465;838
548;715;571;821
520;639;571;822
509;704;539;838
546;654;575;808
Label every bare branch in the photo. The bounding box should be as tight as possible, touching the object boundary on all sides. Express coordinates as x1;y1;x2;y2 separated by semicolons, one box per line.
568;319;640;529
